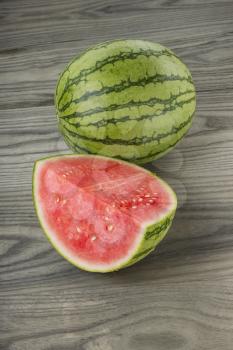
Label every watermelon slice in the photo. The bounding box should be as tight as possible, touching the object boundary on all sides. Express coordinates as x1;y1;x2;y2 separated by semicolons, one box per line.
33;155;177;272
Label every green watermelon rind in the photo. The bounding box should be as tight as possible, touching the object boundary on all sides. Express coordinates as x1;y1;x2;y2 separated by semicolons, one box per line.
55;39;196;164
33;154;177;273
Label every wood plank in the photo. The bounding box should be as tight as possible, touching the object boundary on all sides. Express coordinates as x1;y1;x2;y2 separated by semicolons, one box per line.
1;0;233;349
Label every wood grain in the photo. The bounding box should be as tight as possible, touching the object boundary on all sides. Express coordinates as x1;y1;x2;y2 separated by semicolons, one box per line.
1;0;233;349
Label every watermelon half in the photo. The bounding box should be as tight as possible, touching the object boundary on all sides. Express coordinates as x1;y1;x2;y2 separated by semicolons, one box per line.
33;155;177;272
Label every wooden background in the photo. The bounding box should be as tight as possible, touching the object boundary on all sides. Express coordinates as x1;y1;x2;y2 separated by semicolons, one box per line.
1;0;233;349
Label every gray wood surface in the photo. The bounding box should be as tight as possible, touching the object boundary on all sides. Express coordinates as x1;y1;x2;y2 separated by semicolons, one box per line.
1;0;233;349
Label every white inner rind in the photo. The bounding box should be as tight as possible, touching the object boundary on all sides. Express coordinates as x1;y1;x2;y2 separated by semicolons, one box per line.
33;155;177;272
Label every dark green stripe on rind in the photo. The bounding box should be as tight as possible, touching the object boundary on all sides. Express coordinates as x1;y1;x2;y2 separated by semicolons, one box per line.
132;247;155;260
119;133;187;163
59;91;195;122
61;113;193;164
61;91;195;129
59;74;193;114
125;210;175;267
57;48;179;108
59;102;195;146
63;134;92;155
63;131;179;161
145;217;171;240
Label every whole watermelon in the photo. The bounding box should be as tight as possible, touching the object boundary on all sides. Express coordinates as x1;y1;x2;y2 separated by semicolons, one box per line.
55;40;196;164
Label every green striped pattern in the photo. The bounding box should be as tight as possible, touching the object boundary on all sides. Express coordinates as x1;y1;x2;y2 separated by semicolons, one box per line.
55;40;196;164
124;212;175;269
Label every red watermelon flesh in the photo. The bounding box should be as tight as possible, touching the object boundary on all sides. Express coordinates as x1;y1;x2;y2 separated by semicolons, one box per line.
33;155;176;272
